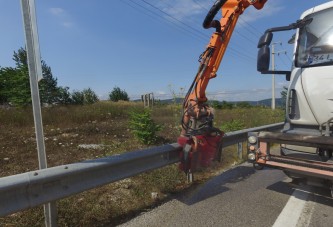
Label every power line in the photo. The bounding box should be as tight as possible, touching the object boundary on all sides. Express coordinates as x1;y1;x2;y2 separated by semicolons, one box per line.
192;0;263;40
284;53;292;62
234;30;258;45
193;0;209;11
122;0;257;64
139;0;208;39
277;53;289;68
238;17;263;37
120;0;206;42
158;0;204;25
227;51;256;64
229;46;256;61
189;1;262;48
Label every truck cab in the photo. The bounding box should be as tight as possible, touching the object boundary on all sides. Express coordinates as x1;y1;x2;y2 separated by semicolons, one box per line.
248;1;333;193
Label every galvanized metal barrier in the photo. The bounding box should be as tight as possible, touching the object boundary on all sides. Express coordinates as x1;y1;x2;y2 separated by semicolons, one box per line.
0;122;283;218
222;122;284;159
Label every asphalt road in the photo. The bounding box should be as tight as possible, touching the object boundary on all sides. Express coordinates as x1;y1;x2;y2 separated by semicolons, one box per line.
119;163;333;227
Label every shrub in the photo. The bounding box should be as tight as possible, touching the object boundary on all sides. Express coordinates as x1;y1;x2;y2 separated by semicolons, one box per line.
109;87;129;102
211;101;222;109
82;88;99;104
236;101;252;108
221;119;245;132
129;109;162;145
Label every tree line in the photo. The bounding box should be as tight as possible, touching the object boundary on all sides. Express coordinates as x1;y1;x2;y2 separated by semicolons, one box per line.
0;48;129;106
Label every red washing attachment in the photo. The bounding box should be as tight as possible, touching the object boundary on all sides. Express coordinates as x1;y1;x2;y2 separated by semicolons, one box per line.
178;131;224;174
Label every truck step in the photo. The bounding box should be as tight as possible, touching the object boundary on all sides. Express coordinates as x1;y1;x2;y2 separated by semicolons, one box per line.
258;131;333;150
268;154;333;172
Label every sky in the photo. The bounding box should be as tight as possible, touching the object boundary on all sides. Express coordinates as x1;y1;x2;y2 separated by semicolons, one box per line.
0;0;331;101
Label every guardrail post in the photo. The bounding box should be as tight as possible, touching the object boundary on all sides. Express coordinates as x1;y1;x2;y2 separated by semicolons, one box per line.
237;142;243;160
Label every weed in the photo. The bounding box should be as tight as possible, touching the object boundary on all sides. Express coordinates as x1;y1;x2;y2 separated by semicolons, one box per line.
129;109;162;145
221;119;245;132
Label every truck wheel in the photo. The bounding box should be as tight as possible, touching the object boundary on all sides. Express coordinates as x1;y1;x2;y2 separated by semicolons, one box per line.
253;163;264;170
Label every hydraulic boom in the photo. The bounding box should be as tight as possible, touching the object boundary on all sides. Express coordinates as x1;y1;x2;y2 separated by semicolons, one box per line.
178;0;267;176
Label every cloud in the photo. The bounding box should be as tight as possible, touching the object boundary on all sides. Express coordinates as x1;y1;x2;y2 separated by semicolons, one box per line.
156;0;208;20
156;91;167;95
63;22;74;28
49;7;65;16
158;0;285;22
49;7;74;28
239;0;285;24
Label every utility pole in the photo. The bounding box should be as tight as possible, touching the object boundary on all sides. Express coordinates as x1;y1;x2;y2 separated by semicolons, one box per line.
271;42;286;110
271;42;278;110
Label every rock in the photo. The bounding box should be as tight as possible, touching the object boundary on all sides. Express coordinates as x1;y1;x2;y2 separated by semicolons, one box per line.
78;144;107;150
151;192;159;200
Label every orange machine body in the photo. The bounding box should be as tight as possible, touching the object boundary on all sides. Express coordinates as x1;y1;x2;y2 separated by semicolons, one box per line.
179;0;267;173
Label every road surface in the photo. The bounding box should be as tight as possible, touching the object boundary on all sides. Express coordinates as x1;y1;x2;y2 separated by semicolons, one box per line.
119;163;333;227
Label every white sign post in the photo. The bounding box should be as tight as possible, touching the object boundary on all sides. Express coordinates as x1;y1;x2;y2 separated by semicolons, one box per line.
20;0;57;226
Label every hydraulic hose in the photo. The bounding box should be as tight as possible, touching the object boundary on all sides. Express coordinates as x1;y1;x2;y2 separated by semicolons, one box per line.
202;0;227;32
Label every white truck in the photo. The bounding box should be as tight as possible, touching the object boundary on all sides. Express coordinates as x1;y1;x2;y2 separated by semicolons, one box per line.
248;1;333;194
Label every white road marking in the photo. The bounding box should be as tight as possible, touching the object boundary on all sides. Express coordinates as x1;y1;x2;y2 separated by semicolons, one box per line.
272;189;309;227
296;199;315;227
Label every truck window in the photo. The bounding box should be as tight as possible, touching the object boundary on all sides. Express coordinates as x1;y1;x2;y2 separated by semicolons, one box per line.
296;7;333;67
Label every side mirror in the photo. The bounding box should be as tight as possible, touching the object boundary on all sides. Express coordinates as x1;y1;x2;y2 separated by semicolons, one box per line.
257;45;270;72
258;32;273;48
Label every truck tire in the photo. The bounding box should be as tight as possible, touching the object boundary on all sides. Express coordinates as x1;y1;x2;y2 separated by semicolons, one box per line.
253;162;264;170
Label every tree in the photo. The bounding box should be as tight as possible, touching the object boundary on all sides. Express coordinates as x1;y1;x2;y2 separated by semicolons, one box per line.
210;100;222;109
237;101;252;108
0;66;31;106
39;61;60;104
71;90;85;105
0;47;62;106
221;100;233;109
70;88;99;105
82;88;99;104
57;86;72;104
109;86;129;102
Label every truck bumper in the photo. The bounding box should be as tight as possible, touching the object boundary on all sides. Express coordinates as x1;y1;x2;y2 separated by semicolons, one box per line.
248;131;333;182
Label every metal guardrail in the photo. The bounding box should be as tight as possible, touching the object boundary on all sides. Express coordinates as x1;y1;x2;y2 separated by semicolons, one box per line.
0;122;284;217
222;122;284;147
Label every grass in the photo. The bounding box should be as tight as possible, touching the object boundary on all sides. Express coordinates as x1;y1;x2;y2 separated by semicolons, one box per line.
0;102;284;226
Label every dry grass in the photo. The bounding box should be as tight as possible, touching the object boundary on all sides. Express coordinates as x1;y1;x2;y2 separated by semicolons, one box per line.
0;102;284;226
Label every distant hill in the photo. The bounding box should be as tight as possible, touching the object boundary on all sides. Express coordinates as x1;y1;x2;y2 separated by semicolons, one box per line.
135;97;284;107
237;98;284;107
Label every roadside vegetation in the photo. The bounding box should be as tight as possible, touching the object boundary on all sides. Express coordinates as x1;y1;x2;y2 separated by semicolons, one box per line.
0;101;284;226
0;46;286;226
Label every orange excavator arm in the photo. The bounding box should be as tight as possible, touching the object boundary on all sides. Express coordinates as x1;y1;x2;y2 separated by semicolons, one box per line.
178;0;267;177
